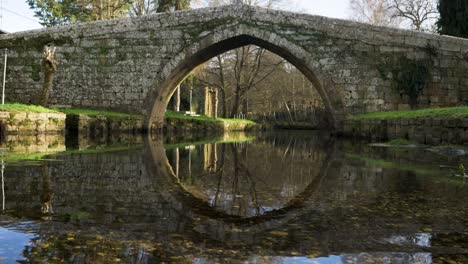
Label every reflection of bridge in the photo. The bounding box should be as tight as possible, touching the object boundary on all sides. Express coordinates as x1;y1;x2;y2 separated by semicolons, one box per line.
2;4;468;131
148;137;338;236
2;136;468;261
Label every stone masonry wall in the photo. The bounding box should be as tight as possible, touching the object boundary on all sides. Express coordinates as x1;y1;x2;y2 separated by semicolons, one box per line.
343;118;468;145
0;4;468;129
0;112;65;135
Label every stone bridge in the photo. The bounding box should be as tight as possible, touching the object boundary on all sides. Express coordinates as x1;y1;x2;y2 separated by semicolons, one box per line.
1;3;468;130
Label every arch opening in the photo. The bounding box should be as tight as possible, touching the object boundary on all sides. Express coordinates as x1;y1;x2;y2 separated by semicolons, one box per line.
145;34;344;132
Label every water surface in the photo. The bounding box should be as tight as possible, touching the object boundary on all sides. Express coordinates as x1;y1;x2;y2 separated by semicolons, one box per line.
0;131;467;263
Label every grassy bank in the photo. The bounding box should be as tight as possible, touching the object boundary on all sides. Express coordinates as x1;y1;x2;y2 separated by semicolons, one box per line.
58;108;142;118
352;106;468;120
0;103;60;113
165;111;255;124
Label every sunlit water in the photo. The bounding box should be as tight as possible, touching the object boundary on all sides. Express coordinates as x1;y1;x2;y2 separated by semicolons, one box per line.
0;131;467;263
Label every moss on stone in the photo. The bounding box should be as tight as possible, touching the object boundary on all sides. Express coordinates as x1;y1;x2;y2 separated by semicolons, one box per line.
31;64;41;82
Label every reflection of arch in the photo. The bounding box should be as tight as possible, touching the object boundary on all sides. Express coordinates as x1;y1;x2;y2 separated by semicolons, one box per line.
144;25;345;131
145;135;337;229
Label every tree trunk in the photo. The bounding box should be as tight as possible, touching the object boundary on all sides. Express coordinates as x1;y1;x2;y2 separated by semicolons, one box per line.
40;47;57;106
174;85;180;112
219;88;227;118
216;55;228;118
230;88;242;118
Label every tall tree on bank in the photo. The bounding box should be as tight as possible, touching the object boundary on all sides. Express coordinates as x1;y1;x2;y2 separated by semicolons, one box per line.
157;0;191;12
388;0;438;31
349;0;437;31
130;0;157;16
437;0;468;38
26;0;134;27
26;0;86;26
349;0;400;27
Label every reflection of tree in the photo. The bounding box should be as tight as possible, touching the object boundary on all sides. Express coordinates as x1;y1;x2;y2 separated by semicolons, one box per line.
169;133;333;218
212;143;278;216
40;164;53;215
213;144;225;207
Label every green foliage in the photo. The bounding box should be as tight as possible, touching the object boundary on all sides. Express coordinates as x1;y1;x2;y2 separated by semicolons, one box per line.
393;58;430;108
437;0;468;38
378;55;431;108
352;106;468;120
26;0;135;27
31;64;41;82
26;0;90;27
19;118;33;127
450;164;467;177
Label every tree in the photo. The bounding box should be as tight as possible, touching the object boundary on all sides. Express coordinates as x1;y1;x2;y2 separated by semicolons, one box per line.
40;46;57;106
26;0;134;27
388;0;438;31
349;0;400;27
349;0;437;31
437;0;468;38
26;0;87;27
130;0;156;16
89;0;135;21
157;0;191;12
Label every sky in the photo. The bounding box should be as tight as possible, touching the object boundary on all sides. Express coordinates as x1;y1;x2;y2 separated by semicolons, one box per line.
1;0;350;33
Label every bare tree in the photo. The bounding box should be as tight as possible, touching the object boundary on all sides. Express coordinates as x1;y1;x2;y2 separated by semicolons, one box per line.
349;0;400;27
204;0;281;8
388;0;438;31
130;0;156;16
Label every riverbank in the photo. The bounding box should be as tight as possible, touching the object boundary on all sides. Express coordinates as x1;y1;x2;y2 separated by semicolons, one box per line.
343;106;468;145
0;103;258;135
164;111;258;135
0;103;66;134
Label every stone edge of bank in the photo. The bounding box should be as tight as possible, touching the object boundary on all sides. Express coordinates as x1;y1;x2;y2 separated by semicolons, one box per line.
343;117;468;145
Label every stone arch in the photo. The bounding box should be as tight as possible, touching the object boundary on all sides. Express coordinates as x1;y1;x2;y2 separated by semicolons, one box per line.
144;25;345;131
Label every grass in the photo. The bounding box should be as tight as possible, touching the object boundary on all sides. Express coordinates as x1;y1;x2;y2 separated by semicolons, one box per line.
165;111;255;124
58;108;142;118
0;103;255;126
352;106;468;120
0;103;59;113
0;103;142;118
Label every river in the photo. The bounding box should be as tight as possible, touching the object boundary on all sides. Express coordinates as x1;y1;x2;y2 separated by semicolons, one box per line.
0;131;466;263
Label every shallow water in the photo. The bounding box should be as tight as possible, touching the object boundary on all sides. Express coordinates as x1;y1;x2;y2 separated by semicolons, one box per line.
0;131;467;263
